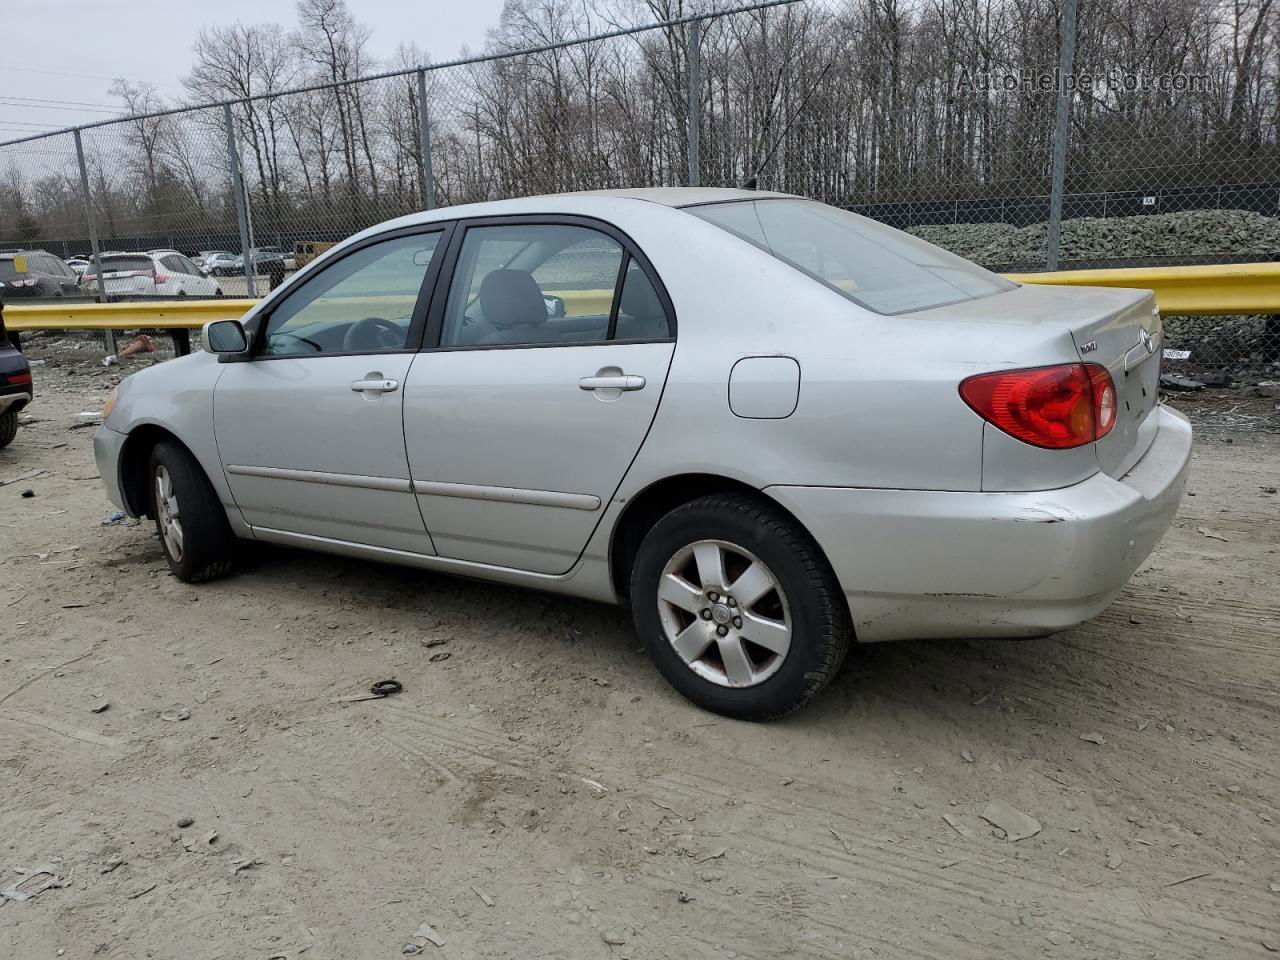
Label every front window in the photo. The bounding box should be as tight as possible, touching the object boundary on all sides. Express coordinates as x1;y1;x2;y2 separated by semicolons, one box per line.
262;231;440;355
686;198;1014;315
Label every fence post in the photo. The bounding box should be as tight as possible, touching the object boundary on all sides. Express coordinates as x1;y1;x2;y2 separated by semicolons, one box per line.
417;68;436;210
1045;0;1078;271
687;20;701;187
73;128;115;356
223;102;256;297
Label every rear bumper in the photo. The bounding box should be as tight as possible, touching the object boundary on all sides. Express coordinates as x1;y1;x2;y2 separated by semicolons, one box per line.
767;405;1192;642
0;389;31;415
94;425;130;513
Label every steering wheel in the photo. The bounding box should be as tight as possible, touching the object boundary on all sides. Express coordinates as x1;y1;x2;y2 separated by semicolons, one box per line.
343;316;403;352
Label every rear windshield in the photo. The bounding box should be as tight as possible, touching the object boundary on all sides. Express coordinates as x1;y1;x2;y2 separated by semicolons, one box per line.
0;259;22;280
686;198;1015;315
99;255;153;273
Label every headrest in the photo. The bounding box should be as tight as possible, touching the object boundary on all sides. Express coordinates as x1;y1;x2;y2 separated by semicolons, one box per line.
479;269;545;329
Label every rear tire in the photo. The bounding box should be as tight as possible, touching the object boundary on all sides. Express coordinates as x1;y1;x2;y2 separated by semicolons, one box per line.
0;409;17;449
630;493;851;720
148;440;236;583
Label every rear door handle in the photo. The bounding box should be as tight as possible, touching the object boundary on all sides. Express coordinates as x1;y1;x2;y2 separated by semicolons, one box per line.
351;378;399;393
578;375;645;392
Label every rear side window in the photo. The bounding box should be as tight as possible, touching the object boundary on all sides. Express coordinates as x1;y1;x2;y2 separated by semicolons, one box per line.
441;224;625;348
687;199;1014;315
0;259;20;280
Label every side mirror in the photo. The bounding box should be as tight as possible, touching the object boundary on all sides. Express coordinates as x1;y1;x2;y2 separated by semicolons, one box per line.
202;319;250;361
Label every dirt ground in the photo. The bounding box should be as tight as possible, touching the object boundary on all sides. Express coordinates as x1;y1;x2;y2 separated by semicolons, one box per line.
2;342;1279;960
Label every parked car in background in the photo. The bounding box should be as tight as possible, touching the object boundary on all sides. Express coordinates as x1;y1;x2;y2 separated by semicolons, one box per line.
66;257;92;277
233;247;288;273
203;252;240;276
94;188;1190;719
0;291;32;448
192;251;227;274
0;250;82;298
82;252;222;297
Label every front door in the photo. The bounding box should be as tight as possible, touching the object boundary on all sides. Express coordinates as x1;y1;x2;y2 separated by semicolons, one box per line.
214;227;447;553
403;218;676;574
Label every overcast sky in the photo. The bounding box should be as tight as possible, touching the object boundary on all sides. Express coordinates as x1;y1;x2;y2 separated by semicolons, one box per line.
0;0;507;139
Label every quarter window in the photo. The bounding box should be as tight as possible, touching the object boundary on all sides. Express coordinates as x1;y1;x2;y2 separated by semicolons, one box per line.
614;259;670;340
441;224;627;348
262;232;441;356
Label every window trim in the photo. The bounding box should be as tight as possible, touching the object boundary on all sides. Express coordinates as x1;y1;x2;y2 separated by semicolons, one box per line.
422;213;676;353
248;223;454;361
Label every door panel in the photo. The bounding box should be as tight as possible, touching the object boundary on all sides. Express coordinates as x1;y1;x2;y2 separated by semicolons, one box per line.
212;228;447;553
404;342;673;573
215;353;432;552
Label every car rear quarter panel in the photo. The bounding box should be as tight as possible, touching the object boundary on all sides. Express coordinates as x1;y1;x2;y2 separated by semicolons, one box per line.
608;207;992;498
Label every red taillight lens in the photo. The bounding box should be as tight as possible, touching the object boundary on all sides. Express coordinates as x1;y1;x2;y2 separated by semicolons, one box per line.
960;363;1117;449
6;372;32;385
153;273;168;284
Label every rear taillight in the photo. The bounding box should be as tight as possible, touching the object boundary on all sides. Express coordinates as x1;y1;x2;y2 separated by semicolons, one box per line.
960;363;1117;450
6;372;32;385
153;273;168;284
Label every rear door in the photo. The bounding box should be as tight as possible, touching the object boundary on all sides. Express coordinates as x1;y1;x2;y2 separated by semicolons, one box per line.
213;226;449;552
403;216;676;574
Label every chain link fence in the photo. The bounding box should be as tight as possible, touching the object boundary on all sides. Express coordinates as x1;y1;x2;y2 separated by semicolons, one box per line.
2;0;1279;387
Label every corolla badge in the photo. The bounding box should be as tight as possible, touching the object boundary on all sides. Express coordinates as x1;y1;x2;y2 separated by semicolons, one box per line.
1140;328;1157;355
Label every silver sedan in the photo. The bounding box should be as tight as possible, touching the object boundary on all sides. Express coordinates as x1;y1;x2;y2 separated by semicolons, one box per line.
95;188;1190;719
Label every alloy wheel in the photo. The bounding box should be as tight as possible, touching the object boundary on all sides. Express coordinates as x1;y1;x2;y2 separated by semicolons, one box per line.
656;539;792;688
155;464;184;562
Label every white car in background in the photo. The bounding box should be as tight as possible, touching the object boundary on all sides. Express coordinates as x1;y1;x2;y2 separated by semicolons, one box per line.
83;252;223;297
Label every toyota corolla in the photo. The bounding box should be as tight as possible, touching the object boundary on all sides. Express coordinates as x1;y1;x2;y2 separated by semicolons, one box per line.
95;188;1190;719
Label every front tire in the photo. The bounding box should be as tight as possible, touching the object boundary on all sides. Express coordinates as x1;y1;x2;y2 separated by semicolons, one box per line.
630;494;851;720
0;409;17;449
148;440;236;582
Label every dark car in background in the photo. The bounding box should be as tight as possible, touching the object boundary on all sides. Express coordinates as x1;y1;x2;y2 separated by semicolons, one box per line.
0;292;33;448
0;250;81;298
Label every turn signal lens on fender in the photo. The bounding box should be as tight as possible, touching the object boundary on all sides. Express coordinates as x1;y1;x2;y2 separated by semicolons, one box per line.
960;363;1117;449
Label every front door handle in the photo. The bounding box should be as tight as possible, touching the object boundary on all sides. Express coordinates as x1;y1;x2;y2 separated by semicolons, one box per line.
351;377;399;394
578;375;645;392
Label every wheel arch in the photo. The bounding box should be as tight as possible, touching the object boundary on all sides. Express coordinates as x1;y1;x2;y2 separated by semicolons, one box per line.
118;424;193;518
608;473;839;606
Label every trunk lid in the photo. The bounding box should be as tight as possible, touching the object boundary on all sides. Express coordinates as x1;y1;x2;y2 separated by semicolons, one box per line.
1064;287;1161;478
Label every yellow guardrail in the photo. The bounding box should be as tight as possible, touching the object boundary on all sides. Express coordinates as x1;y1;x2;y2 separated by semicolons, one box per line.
1007;262;1280;315
5;262;1279;335
4;298;258;331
